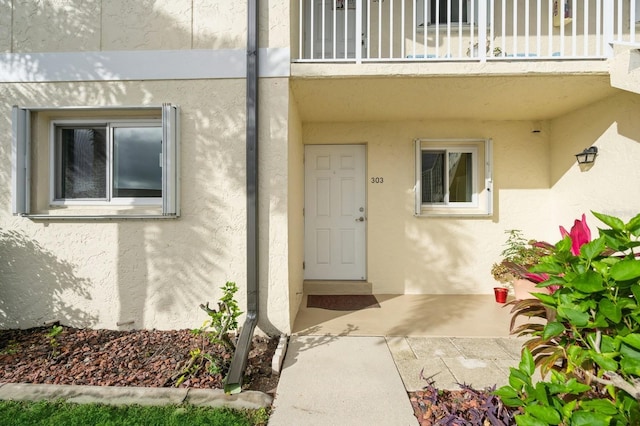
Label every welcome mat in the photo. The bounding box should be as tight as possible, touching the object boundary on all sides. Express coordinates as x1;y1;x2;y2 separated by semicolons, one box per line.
307;294;380;311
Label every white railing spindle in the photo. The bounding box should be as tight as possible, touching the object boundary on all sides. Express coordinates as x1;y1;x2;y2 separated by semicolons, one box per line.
295;0;626;63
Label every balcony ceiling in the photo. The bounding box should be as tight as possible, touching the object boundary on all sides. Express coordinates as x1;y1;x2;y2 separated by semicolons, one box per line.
290;73;619;123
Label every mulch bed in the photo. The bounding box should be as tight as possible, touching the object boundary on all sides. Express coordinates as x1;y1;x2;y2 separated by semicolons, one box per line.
0;325;521;423
0;326;280;394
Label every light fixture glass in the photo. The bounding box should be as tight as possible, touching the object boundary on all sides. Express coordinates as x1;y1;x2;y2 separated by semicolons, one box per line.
575;146;598;165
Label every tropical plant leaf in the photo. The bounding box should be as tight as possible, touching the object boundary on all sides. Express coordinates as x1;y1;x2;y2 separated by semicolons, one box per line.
589;351;619;371
571;271;605;294
580;237;606;261
524;404;561;424
557;306;589;327
599;298;622;323
514;413;548;426
627;213;640;236
593;211;626;232
610;259;640;281
621;334;640;351
542;322;565;340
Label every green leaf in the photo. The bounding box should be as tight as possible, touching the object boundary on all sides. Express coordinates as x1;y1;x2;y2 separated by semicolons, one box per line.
525;404;562;424
570;409;612;426
557;306;590;327
571;271;605;294
509;368;532;389
611;259;640;281
594;211;626;232
580;237;606;261
494;385;520;399
580;399;619;415
620;343;640;361
542;322;565;340
589;351;619;371
626;213;640;236
621;356;640;376
621;334;640;351
564;379;592;394
519;348;535;376
599;298;623;323
514;413;549;426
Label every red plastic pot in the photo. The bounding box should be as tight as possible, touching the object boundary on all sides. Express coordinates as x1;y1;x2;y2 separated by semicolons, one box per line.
494;287;508;304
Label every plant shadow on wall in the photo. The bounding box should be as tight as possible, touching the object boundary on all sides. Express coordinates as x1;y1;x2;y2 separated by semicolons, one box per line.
0;230;97;328
1;1;281;331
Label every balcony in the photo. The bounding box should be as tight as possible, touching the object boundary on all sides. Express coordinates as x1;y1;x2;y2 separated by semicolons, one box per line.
294;0;639;63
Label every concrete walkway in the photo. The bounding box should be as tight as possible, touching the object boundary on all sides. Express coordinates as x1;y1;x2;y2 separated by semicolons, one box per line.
268;335;527;425
268;336;417;426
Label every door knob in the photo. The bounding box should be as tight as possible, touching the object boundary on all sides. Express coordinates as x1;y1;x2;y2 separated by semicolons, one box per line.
355;216;364;222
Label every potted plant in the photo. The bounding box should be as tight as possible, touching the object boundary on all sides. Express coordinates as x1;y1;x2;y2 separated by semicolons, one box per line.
491;230;549;300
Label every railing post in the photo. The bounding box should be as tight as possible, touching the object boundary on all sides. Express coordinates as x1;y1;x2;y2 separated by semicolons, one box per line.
356;0;363;63
478;0;487;62
602;0;614;57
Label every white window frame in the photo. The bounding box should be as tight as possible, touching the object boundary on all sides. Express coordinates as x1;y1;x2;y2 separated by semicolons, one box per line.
414;138;493;217
11;104;180;218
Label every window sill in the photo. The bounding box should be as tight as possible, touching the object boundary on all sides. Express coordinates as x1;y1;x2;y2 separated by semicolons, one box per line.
21;213;178;220
19;206;177;220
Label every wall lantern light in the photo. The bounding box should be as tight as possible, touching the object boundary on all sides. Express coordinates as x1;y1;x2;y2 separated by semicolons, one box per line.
575;146;598;165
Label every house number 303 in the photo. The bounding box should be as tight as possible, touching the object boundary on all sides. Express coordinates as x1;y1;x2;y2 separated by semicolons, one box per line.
370;177;384;183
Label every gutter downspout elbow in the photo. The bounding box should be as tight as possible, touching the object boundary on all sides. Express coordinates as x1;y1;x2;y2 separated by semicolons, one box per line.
224;0;259;395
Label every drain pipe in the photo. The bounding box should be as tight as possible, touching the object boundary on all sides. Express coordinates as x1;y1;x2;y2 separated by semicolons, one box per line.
224;0;259;395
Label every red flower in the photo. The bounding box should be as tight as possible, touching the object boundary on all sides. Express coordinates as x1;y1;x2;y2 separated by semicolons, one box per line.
559;214;591;256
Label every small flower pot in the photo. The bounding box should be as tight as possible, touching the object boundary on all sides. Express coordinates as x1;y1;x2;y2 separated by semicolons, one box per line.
494;287;508;304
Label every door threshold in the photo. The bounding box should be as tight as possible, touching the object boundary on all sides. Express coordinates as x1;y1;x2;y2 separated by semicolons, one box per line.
303;280;372;295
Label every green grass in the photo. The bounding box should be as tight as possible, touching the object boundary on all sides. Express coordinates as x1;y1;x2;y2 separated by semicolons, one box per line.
0;400;270;426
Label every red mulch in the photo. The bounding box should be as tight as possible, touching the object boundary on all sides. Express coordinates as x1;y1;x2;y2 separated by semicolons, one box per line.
0;326;280;394
0;325;521;424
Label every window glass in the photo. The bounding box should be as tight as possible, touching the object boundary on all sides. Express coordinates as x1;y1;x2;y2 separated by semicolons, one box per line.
415;139;492;217
448;152;472;202
430;0;468;24
56;127;107;199
421;151;445;203
113;127;162;198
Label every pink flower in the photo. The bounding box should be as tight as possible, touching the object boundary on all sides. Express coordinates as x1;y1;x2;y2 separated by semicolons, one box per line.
559;214;591;256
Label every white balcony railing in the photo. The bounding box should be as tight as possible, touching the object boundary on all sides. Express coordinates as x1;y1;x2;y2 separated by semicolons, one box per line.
295;0;639;62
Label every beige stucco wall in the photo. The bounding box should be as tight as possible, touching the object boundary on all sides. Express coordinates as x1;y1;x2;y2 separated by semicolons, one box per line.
300;89;640;296
303;119;556;295
549;91;640;226
0;76;293;334
0;0;295;333
2;0;288;53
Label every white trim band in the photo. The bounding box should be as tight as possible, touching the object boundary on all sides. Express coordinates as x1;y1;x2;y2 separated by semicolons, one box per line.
0;48;290;82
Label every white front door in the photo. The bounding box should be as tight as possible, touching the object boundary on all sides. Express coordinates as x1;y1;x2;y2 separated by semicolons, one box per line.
304;144;366;280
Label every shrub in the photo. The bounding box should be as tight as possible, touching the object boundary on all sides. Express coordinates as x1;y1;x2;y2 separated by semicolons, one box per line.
495;212;640;425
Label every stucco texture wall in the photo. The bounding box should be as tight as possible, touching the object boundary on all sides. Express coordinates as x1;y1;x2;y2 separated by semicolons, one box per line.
2;0;288;53
549;91;640;227
0;77;292;334
302;90;640;296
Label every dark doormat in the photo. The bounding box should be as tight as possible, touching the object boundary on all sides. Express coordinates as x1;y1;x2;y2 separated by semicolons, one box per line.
307;294;380;311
